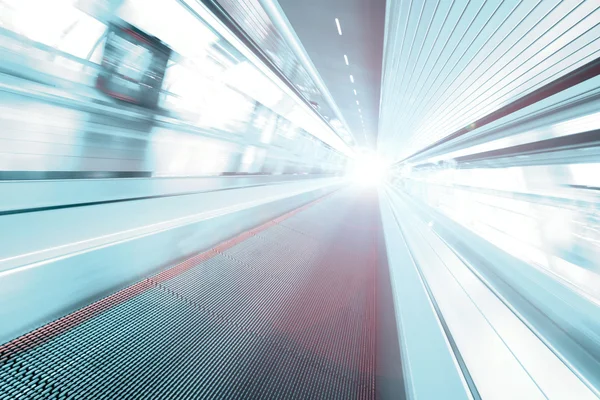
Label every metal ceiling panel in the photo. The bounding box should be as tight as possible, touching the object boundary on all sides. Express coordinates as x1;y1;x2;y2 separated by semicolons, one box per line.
379;0;600;162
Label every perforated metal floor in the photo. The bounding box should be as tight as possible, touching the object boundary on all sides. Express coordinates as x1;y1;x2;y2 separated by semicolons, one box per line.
0;189;379;399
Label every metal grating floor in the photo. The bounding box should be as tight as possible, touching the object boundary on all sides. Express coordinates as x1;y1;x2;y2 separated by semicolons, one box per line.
0;189;379;399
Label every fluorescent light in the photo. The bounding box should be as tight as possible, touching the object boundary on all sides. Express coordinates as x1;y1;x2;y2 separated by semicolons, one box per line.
335;18;342;35
350;75;354;83
353;89;357;95
344;54;349;65
356;100;360;105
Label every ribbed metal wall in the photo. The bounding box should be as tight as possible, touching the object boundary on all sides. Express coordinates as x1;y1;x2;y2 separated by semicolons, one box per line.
378;0;600;161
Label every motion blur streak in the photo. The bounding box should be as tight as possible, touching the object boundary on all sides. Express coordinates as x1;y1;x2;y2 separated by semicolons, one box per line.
1;0;600;399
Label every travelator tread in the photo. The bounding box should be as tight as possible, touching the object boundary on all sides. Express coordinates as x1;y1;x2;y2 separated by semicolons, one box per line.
0;189;378;399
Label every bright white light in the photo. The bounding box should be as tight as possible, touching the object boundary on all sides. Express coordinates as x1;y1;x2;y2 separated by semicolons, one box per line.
350;153;389;187
354;89;357;95
120;0;218;57
344;54;349;65
223;62;283;108
335;18;343;35
356;100;360;105
350;75;354;83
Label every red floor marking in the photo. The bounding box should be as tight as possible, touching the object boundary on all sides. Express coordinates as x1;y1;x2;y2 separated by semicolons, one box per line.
0;193;333;357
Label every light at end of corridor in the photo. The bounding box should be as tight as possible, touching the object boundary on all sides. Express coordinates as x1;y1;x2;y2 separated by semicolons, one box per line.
350;153;389;187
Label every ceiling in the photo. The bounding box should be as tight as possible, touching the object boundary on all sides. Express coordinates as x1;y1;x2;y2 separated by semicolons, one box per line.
277;0;386;150
213;0;599;160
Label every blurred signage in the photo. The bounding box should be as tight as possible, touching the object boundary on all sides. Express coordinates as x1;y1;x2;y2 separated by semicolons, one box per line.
96;22;172;109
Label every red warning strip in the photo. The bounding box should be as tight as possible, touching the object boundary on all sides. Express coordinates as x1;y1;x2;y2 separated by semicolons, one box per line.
0;193;332;359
